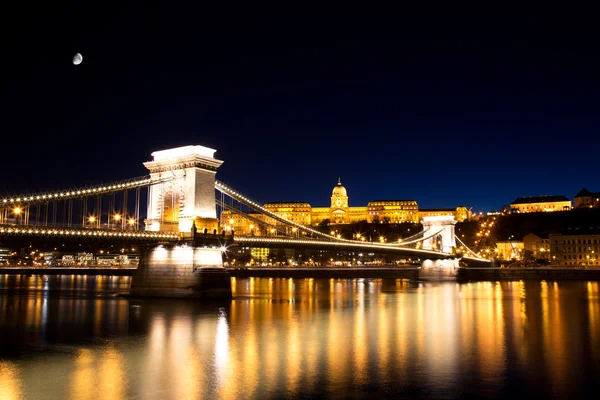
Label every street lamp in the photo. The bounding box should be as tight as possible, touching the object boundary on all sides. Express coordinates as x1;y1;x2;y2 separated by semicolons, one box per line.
113;214;121;229
128;218;136;230
13;207;21;225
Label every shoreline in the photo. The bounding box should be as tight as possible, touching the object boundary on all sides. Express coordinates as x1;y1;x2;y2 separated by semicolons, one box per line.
1;266;600;281
0;267;136;276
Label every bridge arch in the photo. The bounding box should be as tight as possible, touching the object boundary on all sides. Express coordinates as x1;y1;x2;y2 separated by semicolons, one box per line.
420;215;457;254
156;181;185;233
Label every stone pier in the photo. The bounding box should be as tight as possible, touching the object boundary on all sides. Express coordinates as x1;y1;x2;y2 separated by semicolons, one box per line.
419;258;461;280
130;240;232;298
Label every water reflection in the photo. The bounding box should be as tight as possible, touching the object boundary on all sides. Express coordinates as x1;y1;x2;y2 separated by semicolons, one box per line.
0;276;600;398
0;360;23;400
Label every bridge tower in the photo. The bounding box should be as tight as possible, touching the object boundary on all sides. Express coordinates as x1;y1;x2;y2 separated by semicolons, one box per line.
421;215;457;254
419;215;459;280
143;145;223;234
131;145;231;298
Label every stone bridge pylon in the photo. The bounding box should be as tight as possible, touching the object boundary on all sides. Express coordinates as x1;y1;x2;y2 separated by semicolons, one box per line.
143;145;224;235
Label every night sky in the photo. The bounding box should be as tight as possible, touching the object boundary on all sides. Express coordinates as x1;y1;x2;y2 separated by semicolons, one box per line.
2;4;599;213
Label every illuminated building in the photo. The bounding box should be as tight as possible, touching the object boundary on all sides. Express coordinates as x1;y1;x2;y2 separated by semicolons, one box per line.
219;179;471;231
510;195;571;213
0;247;9;264
574;188;600;208
550;227;600;266
264;202;312;225
523;233;550;260
418;206;471;222
250;247;270;262
495;240;524;260
368;200;419;223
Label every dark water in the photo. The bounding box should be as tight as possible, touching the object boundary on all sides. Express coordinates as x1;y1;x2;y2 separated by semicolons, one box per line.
1;275;600;399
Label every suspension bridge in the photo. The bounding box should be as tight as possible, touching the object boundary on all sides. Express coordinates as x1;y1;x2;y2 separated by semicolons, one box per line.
0;145;489;297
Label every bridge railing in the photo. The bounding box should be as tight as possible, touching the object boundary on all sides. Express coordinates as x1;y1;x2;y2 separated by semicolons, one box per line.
0;224;179;240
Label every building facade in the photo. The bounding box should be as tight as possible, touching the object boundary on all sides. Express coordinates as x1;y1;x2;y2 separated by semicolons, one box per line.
418;206;471;223
263;202;312;226
219;179;470;233
510;195;572;213
523;233;551;260
550;228;600;267
495;240;524;260
574;188;600;209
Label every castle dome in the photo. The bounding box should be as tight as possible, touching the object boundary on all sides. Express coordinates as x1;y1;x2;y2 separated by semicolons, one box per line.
332;178;347;197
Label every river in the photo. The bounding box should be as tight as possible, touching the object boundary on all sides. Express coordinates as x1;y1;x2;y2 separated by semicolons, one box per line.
1;275;599;399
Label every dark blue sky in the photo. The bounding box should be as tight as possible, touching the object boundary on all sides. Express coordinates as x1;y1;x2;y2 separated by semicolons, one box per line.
2;4;599;213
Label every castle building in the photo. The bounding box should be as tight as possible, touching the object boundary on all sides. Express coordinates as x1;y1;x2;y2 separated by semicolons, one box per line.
368;200;419;223
418;207;471;223
220;179;470;233
574;188;600;209
510;195;572;213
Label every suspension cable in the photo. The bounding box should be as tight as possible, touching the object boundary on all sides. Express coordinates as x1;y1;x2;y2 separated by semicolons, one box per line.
0;174;178;207
216;199;290;236
456;236;485;259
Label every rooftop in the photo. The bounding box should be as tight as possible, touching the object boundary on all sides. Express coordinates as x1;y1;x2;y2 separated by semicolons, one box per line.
511;195;570;205
368;200;416;204
551;226;600;236
263;202;311;207
575;188;600;198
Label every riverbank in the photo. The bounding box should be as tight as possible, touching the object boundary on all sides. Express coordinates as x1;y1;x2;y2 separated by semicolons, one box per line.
0;267;136;276
229;267;600;280
228;267;420;279
2;266;600;281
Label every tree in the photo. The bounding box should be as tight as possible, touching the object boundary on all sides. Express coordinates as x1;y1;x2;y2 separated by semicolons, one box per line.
276;249;287;264
507;249;536;268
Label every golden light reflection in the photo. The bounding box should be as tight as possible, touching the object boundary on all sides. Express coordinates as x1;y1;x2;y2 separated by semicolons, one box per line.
352;281;367;385
377;289;389;382
240;313;259;397
0;361;23;400
98;347;126;400
139;314;166;399
168;315;206;400
588;282;600;358
215;311;234;398
70;348;96;400
286;310;301;393
4;278;600;398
